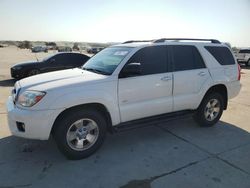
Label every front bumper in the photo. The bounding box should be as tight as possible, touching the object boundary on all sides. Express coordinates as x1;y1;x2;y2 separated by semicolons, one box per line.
6;96;62;140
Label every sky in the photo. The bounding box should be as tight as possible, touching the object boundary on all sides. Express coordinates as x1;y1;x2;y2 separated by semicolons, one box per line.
0;0;249;47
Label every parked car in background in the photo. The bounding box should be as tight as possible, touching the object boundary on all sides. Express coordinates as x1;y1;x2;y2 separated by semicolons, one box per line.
235;49;250;66
6;38;241;159
58;46;72;52
45;42;57;50
11;52;90;79
46;45;57;50
31;46;48;53
87;47;104;54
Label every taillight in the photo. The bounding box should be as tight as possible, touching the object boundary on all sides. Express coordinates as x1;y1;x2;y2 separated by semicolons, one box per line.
238;64;241;80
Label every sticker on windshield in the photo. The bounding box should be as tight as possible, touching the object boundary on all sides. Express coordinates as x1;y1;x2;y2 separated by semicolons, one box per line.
113;51;129;56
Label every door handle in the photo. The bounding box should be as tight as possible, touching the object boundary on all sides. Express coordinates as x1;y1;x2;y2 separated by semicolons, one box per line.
198;72;206;76
161;76;172;81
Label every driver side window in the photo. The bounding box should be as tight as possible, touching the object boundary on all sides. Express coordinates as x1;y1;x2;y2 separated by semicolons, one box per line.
119;46;168;78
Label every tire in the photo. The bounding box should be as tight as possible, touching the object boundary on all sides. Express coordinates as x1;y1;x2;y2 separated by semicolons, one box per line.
193;93;224;127
245;59;250;67
27;69;40;77
53;108;107;160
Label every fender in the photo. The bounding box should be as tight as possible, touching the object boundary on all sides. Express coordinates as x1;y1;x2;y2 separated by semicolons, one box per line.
48;89;121;126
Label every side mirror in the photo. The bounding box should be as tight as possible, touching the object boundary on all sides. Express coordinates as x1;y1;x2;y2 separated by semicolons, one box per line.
119;62;141;78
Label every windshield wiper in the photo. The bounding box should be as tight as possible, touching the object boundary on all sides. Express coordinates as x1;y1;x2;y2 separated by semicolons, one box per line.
82;67;110;75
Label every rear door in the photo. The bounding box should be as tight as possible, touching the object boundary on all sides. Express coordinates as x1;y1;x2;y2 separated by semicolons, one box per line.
118;45;173;122
170;45;210;111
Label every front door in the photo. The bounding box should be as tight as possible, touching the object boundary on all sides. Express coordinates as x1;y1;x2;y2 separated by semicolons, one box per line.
118;45;173;122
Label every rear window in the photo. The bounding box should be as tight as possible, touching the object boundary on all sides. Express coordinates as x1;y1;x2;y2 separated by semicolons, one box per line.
205;46;235;65
239;49;250;53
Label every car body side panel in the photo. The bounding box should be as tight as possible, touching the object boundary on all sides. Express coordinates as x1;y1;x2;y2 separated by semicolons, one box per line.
46;81;121;126
173;68;212;111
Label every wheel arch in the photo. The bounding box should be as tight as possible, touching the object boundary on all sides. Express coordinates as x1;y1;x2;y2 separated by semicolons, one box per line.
202;84;228;110
51;103;113;136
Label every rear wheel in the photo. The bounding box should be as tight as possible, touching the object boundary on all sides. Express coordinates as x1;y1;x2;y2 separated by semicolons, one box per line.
193;93;224;127
53;109;107;160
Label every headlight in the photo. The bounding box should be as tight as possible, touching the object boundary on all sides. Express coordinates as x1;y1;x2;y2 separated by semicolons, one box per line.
17;90;46;107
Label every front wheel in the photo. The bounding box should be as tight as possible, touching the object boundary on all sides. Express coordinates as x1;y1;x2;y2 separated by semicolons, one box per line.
193;93;224;127
53;109;107;160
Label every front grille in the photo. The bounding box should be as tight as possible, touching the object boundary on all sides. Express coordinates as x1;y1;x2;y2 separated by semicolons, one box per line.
16;121;25;132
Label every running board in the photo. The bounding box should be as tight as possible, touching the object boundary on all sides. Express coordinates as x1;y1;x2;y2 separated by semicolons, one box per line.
113;110;195;133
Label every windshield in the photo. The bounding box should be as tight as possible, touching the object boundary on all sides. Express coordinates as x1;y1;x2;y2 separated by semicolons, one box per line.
82;47;133;75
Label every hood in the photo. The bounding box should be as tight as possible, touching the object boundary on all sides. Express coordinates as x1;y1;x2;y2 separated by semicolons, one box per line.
12;61;40;67
19;68;108;91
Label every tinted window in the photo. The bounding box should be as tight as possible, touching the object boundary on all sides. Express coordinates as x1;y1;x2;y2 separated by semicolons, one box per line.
205;46;235;65
122;46;167;77
54;54;71;64
239;49;250;53
80;54;90;62
172;45;205;71
53;53;88;66
72;54;89;66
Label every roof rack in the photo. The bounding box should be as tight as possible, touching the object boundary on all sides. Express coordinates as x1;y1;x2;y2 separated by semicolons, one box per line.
122;40;153;44
153;38;221;44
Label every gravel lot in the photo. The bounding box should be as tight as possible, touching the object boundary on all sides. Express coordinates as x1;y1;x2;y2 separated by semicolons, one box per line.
0;46;250;188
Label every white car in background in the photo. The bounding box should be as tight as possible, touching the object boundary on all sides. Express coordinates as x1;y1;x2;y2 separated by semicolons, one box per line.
235;49;250;66
6;38;241;160
31;46;48;53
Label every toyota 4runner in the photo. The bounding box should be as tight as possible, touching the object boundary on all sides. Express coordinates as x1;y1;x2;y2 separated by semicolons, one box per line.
6;38;241;159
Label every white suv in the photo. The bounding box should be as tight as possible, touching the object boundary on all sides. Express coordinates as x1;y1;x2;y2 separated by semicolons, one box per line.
235;49;250;66
6;38;241;159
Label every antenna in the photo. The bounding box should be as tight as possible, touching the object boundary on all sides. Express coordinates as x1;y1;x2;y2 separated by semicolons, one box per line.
34;54;39;62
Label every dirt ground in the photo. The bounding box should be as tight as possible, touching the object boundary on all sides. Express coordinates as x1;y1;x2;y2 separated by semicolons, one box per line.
0;46;250;188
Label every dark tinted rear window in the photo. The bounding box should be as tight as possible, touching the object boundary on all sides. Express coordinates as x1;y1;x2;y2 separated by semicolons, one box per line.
205;46;235;65
74;54;89;62
172;45;205;71
239;49;250;53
